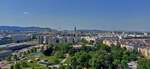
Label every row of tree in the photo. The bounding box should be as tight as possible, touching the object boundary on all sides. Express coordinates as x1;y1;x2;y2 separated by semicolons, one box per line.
46;42;147;69
64;43;139;69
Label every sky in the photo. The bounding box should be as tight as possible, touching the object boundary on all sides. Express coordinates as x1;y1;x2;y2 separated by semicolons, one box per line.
0;0;150;31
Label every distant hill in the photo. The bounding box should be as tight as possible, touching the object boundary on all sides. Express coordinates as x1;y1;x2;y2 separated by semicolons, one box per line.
77;29;150;34
0;26;56;32
77;29;107;32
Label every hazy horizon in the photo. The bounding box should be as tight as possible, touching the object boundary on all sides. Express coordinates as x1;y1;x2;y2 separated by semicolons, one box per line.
0;0;150;31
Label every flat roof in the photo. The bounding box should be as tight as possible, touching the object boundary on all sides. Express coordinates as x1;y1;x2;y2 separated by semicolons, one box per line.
0;42;34;48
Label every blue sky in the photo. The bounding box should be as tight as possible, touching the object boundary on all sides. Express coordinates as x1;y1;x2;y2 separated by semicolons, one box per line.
0;0;150;31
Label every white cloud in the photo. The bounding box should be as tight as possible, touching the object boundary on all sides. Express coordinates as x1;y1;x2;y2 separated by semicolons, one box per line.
23;12;29;14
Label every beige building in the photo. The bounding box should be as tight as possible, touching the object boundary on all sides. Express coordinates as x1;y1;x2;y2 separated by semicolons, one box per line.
103;40;113;46
138;47;150;58
102;39;118;46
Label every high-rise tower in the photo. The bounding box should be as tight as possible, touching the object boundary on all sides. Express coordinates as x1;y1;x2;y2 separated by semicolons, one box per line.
73;26;77;44
74;26;77;32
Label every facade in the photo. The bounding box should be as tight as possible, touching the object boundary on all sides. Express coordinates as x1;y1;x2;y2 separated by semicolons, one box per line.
38;35;44;44
38;35;49;44
138;47;150;58
48;36;80;45
81;36;96;43
102;38;150;58
11;34;32;42
38;35;80;45
120;44;137;51
0;50;12;60
102;39;118;46
103;40;113;46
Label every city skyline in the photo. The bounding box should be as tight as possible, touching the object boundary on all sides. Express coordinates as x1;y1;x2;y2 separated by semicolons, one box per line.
0;0;150;31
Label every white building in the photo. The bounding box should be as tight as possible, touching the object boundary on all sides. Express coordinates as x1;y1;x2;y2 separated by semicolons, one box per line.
11;34;32;42
48;36;80;44
81;36;96;42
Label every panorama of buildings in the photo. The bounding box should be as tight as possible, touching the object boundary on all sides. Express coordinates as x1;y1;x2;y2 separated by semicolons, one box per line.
0;27;150;69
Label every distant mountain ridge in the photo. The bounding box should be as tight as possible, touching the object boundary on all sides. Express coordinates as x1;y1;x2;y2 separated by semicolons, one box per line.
77;29;150;33
0;26;56;32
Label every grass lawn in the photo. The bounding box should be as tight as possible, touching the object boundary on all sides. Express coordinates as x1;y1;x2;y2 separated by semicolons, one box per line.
29;52;59;63
20;52;61;69
47;56;57;61
22;61;49;69
46;56;60;64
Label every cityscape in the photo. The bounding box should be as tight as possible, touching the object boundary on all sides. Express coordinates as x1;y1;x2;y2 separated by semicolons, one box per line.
0;26;149;69
0;0;150;69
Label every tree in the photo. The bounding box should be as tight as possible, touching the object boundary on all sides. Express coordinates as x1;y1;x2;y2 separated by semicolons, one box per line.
69;56;77;69
14;63;22;69
138;58;150;69
64;42;140;69
122;54;129;62
121;59;128;69
77;52;91;67
57;43;71;53
21;61;29;67
6;55;12;61
129;49;138;61
43;47;53;56
10;65;14;69
54;51;64;58
13;54;18;60
68;51;91;68
59;64;66;69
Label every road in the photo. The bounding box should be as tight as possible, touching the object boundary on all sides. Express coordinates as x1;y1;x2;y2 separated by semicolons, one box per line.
49;54;69;68
60;54;69;63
